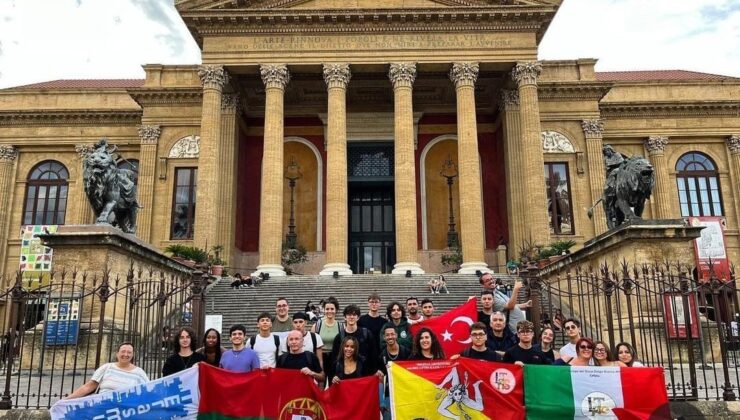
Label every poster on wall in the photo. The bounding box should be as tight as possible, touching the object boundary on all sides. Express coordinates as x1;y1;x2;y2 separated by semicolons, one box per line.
689;217;730;282
19;225;58;286
663;292;700;339
44;298;81;346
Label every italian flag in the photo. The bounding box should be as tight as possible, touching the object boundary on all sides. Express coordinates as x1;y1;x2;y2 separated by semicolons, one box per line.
524;365;670;420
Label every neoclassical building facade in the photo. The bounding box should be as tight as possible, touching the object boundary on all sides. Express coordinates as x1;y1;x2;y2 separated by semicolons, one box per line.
0;0;738;278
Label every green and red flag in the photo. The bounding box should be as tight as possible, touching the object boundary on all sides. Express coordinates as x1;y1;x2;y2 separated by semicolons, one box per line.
389;359;525;420
410;298;478;357
524;365;671;420
198;363;379;420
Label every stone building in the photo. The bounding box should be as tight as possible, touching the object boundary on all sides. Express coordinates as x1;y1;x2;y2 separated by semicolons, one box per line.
0;0;738;279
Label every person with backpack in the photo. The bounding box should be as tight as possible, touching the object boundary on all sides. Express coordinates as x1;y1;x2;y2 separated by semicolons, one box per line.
331;304;378;377
311;297;342;387
290;312;324;369
247;312;283;368
277;330;324;384
451;322;501;362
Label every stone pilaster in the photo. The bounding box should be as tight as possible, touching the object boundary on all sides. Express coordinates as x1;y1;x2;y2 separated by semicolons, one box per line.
255;65;290;277
644;136;672;219
582;119;608;235
0;145;18;276
195;65;229;249
512;61;549;246
500;89;525;255
74;144;95;224
136;124;161;243
219;93;240;265
389;63;424;274
320;63;352;276
449;62;490;274
726;135;740;229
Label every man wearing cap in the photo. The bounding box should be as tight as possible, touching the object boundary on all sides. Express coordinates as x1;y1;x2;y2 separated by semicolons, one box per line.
290;312;324;370
503;320;549;366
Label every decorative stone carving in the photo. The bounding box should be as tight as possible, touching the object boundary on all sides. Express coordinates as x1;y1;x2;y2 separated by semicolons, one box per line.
221;93;242;112
449;62;479;87
498;89;519;111
727;135;740;154
75;144;95;159
541;131;575;153
260;64;291;90
322;63;351;89
168;135;201;159
512;61;542;86
581;119;604;137
137;125;161;144
0;145;18;162
197;65;229;90
645;136;669;154
388;63;417;88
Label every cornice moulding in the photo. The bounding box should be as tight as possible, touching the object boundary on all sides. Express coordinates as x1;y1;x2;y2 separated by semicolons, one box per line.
600;101;740;118
537;82;612;101
0;110;142;126
128;88;204;106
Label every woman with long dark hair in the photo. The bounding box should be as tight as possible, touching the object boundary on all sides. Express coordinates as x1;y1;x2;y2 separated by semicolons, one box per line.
594;340;625;367
331;336;367;384
197;328;226;367
615;342;643;367
410;327;445;360
163;327;206;376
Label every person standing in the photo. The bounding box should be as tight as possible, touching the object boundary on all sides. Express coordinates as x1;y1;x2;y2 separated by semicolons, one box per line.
332;305;377;374
406;297;424;325
559;318;582;360
532;327;559;364
359;293;386;341
220;324;260;373
332;336;368;384
503;321;549;366
410;328;445;361
477;290;495;326
479;274;531;333
162;327;206;376
560;337;595;366
382;302;412;350
452;322;500;362
378;325;410;419
277;330;324;383
291;312;324;369
197;328;226;367
420;299;435;320
248;312;282;368
273;298;292;333
486;311;518;357
65;343;149;398
312;297;342;387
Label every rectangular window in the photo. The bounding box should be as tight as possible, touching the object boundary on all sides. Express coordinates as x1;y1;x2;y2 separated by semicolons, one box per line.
170;168;197;240
544;162;574;235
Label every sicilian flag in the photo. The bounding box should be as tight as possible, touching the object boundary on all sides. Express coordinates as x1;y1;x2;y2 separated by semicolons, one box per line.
524;365;671;420
410;298;478;357
389;359;525;420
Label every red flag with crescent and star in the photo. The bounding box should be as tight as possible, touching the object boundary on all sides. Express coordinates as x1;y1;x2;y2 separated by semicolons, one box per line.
410;298;478;357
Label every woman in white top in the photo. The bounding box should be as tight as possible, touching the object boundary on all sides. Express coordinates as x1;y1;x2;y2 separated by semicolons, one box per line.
65;342;149;398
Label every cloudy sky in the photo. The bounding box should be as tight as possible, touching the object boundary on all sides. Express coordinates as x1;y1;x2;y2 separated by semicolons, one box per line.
0;0;738;88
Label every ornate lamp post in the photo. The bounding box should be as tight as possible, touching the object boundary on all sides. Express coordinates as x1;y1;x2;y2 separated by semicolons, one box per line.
440;154;459;248
284;155;303;248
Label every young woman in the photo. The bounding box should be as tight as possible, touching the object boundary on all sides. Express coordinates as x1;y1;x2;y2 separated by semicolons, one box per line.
332;336;367;384
533;327;559;364
410;327;445;361
594;340;626;367
615;342;644;367
65;342;149;398
197;328;226;367
312;297;342;386
561;337;595;366
162;327;206;376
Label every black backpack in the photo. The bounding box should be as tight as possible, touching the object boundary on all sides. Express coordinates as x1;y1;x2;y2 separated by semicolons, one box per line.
249;334;281;360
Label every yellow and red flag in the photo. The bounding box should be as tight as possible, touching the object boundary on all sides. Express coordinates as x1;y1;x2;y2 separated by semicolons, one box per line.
410;298;478;357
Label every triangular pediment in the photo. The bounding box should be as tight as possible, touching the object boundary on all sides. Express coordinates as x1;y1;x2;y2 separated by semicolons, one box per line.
176;0;561;12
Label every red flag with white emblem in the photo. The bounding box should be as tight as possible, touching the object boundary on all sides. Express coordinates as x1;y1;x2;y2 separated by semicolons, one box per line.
410;298;478;357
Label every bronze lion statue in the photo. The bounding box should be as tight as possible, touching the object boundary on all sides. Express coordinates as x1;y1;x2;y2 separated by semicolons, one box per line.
588;155;655;230
83;139;139;233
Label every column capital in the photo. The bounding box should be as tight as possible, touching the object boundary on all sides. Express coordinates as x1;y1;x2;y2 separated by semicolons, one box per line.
322;63;351;89
581;119;605;137
727;135;740;154
75;144;94;159
260;64;291;90
498;89;520;111
137;124;162;144
645;136;669;154
512;61;542;86
388;63;417;88
198;65;229;90
221;93;242;112
449;62;479;88
0;145;18;163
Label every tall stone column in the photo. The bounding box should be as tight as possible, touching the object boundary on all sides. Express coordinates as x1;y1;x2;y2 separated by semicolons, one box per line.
74;144;94;224
320;63;353;276
513;61;549;246
219;94;240;265
195;65;229;249
500;89;525;255
449;62;490;274
582;119;608;235
255;65;290;277
389;63;424;274
645;136;673;219
136;125;161;243
0;145;18;275
726;135;740;228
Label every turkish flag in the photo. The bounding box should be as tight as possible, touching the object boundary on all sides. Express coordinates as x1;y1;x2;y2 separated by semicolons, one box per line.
410;298;478;357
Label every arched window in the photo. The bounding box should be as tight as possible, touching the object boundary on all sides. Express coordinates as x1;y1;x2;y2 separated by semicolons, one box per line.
676;152;723;217
117;159;139;186
23;161;69;225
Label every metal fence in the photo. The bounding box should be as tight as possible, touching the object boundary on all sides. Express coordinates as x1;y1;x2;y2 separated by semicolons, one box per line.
524;261;739;402
0;264;207;409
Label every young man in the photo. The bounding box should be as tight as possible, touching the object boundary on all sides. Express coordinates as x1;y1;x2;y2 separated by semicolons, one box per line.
420;299;435;320
291;312;324;368
486;312;518;357
359;293;386;340
378;325;410;418
406;297;424;325
559;318;582;359
454;322;500;362
219;324;260;373
477;290;495;326
272;298;292;332
332;304;378;374
382;302;412;350
503;320;549;366
277;330;324;383
479;273;530;333
248;312;282;368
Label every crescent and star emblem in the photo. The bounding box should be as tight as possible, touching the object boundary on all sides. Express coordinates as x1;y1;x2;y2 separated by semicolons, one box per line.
441;316;474;343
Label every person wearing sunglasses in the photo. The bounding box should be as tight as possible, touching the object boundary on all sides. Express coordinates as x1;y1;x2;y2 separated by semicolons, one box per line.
558;318;582;360
559;337;596;366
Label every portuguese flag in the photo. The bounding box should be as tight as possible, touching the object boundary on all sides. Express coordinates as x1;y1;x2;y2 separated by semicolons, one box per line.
524;365;671;420
198;363;379;419
389;359;525;420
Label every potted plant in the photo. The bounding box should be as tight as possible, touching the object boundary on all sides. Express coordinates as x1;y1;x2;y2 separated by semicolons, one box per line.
549;239;577;256
165;244;191;266
209;245;225;276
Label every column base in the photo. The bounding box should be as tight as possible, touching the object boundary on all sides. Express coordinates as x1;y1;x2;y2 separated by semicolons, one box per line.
458;262;492;275
252;264;286;277
320;263;353;276
391;262;425;275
